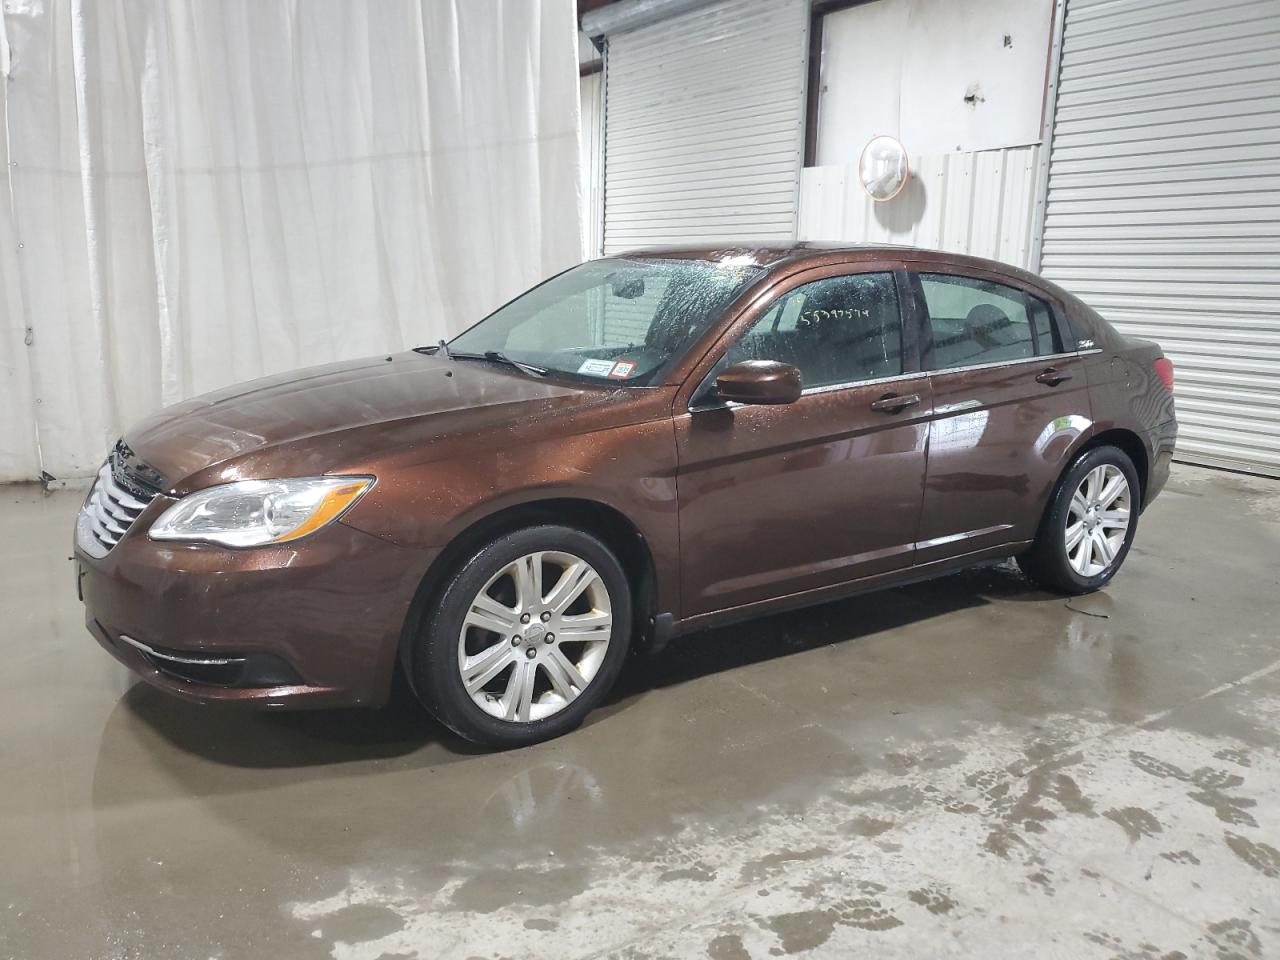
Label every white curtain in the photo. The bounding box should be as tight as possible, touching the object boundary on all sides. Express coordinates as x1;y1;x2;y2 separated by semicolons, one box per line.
0;0;583;482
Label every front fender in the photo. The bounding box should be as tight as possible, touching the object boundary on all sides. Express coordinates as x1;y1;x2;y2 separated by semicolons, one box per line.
339;415;682;616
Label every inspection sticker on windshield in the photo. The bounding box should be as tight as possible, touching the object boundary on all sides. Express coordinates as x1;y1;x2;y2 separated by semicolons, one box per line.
576;358;616;376
608;360;636;379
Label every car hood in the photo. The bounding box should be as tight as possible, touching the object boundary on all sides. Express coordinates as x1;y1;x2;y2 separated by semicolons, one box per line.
123;352;646;492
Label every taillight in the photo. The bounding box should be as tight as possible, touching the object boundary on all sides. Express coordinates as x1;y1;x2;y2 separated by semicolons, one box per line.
1153;357;1174;392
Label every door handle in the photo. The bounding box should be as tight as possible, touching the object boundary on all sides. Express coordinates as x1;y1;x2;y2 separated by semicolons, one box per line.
1035;367;1073;387
870;392;921;414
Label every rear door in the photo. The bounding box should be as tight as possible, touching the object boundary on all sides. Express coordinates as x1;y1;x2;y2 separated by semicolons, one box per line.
909;266;1092;563
674;263;932;618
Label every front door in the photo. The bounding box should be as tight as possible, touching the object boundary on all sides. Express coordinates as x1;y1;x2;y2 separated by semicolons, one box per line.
675;266;931;619
910;267;1091;564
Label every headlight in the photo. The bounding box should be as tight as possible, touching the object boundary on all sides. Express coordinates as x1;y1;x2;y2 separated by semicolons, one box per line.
149;477;374;548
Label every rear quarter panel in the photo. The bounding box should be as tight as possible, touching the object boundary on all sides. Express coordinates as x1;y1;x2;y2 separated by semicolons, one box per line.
1071;300;1177;507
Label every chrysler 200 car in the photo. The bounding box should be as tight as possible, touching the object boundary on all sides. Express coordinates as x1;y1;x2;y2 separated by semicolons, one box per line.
76;244;1177;747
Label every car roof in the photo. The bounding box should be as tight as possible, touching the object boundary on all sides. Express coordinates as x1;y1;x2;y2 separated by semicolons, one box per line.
612;241;1046;289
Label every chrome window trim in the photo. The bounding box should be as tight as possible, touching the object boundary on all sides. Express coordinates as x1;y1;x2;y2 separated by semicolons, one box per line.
687;350;1101;413
925;348;1099;376
799;370;927;398
689;370;926;413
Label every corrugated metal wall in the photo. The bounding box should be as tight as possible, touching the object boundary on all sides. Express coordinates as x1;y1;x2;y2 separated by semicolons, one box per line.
1041;0;1280;476
797;146;1043;269
601;0;808;254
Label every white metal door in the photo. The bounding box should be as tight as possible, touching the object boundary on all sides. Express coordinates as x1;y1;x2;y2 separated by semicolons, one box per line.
1040;0;1280;475
601;0;809;255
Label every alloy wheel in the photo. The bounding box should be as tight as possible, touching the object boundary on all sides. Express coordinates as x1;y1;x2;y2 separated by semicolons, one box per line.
1065;464;1131;577
456;551;613;723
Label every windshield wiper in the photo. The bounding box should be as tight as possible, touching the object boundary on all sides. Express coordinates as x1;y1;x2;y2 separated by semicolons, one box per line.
450;350;547;378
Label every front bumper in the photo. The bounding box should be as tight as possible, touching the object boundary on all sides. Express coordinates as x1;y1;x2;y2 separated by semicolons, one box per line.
78;513;437;709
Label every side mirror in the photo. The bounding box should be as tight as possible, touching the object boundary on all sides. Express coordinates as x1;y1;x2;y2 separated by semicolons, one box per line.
714;360;802;406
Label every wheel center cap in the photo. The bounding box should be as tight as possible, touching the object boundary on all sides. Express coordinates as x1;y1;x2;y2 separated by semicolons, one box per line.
522;622;546;645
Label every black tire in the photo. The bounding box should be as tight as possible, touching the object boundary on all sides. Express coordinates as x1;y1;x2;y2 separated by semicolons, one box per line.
410;524;632;748
1017;445;1141;596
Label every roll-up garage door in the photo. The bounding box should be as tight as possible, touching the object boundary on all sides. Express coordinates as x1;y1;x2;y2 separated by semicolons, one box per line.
601;0;808;255
1040;0;1280;476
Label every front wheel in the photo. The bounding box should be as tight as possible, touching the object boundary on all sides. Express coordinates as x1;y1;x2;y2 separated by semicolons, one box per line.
1017;446;1140;595
410;525;632;748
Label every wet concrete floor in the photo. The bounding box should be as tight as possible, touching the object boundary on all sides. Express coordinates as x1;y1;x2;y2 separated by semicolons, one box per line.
1;463;1278;959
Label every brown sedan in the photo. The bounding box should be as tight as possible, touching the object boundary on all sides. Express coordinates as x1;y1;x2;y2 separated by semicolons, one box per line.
76;244;1177;747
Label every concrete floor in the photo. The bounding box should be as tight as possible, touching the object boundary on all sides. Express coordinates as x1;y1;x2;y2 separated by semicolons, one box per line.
2;465;1279;960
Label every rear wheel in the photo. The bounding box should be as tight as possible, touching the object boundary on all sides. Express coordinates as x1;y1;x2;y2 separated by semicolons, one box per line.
410;525;631;747
1017;446;1140;595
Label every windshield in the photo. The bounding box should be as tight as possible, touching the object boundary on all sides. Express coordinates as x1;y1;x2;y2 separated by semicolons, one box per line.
447;258;765;385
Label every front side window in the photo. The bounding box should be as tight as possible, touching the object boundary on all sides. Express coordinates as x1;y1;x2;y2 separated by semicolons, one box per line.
919;274;1060;370
722;272;903;390
448;258;764;385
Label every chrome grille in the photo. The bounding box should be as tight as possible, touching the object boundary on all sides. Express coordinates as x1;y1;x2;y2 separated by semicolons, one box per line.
75;461;157;558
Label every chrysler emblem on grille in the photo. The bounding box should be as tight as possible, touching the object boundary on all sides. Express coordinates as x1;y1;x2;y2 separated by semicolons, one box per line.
111;439;166;495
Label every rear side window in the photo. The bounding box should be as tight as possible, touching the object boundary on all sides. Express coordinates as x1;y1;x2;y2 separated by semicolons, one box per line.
918;274;1060;370
725;272;903;389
